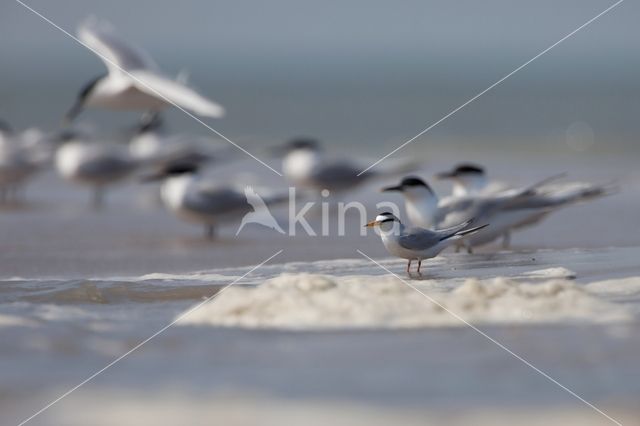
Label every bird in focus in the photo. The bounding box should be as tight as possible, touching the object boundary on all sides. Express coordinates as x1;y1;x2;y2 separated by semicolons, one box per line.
365;212;488;275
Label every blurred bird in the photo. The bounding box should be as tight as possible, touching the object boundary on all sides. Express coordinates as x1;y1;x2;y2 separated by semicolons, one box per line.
382;176;612;252
128;113;229;166
278;138;417;196
64;17;225;123
128;112;166;161
435;163;509;197
143;162;287;239
435;164;612;247
54;129;140;209
365;212;488;275
0;120;51;203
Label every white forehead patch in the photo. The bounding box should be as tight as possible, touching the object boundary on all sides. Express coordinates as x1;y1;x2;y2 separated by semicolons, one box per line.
376;214;393;222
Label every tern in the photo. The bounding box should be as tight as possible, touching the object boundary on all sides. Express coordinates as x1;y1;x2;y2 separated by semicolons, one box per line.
64;17;225;123
435;164;613;247
54;130;140;209
0;120;51;202
279;138;416;196
382;176;611;252
435;163;509;197
365;212;488;275
144;162;287;239
128;113;228;166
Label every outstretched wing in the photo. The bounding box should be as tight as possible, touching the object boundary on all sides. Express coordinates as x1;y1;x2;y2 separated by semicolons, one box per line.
78;17;158;74
129;70;225;118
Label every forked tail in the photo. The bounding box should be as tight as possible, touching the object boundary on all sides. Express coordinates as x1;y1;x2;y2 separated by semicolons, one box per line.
440;223;490;241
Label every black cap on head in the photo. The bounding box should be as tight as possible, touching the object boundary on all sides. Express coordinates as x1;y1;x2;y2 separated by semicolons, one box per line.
400;176;428;187
436;163;485;180
382;176;433;193
453;163;484;175
164;162;199;176
141;161;200;182
137;112;164;133
287;137;320;150
401;176;434;193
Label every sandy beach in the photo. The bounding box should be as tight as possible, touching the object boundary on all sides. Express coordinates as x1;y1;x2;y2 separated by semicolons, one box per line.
1;150;639;426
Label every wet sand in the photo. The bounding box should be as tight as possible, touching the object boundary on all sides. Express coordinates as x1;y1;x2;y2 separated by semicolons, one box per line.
1;153;639;425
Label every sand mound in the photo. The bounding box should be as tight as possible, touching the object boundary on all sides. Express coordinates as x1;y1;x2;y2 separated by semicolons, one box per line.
178;273;632;330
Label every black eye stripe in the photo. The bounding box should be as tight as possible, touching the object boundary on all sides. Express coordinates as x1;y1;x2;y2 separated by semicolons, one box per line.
380;218;395;223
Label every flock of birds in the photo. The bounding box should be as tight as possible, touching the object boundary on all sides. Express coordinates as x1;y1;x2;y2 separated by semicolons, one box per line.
0;17;614;275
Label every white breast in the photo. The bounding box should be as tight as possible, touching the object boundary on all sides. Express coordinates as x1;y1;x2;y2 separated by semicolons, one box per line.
282;150;320;185
161;175;193;212
55;142;87;179
88;76;166;110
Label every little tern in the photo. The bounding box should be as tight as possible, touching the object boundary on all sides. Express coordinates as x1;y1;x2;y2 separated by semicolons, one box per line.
365;212;488;275
382;176;612;252
64;17;225;123
144;162;287;239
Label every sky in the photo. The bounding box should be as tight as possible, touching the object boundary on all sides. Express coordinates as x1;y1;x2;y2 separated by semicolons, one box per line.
0;0;638;154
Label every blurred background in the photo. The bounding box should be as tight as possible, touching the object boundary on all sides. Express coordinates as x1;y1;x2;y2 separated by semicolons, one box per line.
2;0;639;154
1;0;639;277
2;2;640;426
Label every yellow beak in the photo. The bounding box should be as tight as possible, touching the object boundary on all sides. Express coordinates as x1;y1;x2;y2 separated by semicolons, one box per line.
364;220;379;228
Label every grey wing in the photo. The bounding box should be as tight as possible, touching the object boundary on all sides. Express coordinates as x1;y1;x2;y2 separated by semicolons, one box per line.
78;17;158;73
397;227;441;250
435;197;479;227
77;155;136;180
311;162;368;191
185;187;249;216
437;195;507;228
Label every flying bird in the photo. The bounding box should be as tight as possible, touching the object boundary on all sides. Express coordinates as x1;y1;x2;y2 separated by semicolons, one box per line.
64;17;225;123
